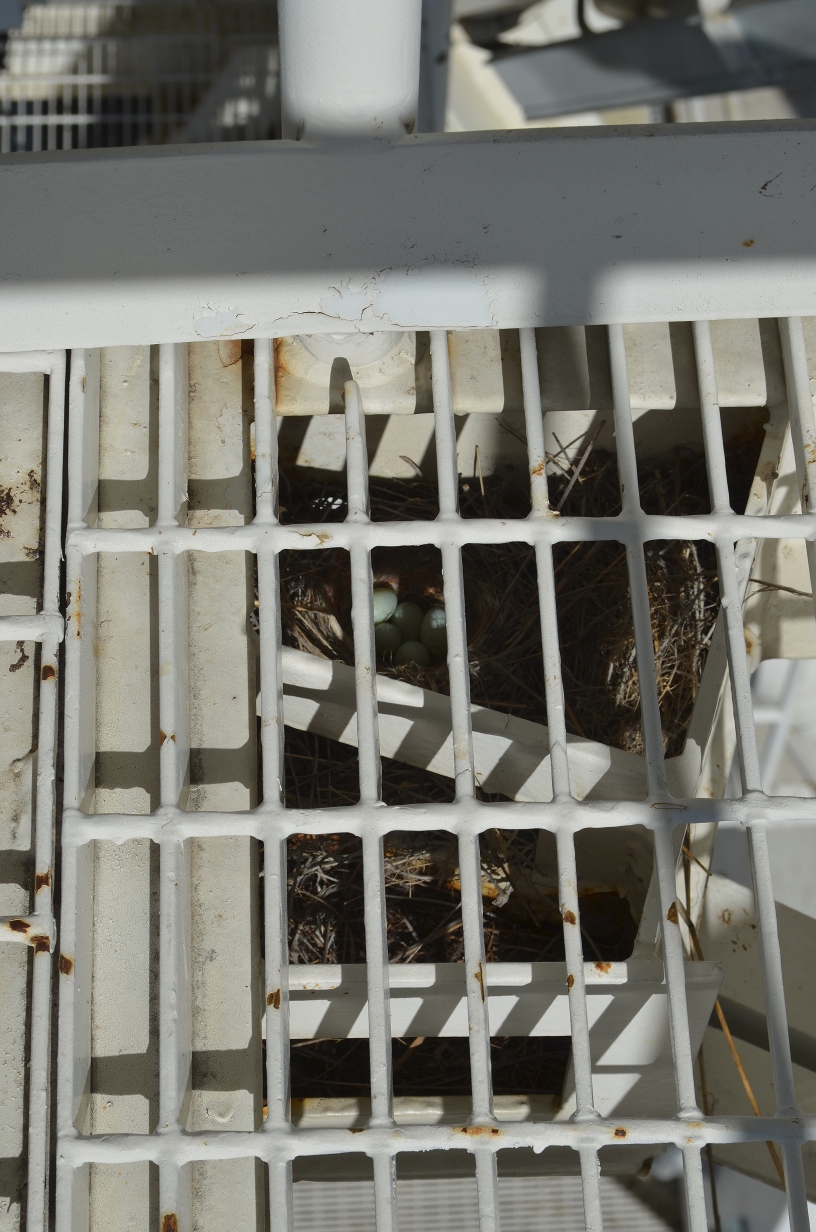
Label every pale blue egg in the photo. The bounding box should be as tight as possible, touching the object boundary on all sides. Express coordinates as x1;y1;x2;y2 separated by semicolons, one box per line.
394;640;431;668
372;587;398;624
391;601;423;642
420;606;447;656
374;622;402;654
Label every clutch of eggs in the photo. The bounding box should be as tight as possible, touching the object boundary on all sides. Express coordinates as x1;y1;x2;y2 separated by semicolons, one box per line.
371;587;447;665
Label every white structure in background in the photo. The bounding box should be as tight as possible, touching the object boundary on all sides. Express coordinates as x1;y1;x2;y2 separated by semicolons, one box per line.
0;2;279;153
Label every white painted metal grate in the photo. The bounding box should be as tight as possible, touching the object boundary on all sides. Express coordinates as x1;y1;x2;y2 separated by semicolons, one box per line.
45;319;816;1232
0;349;65;1232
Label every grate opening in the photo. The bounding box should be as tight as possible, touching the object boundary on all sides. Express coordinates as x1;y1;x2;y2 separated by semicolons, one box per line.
287;832;366;965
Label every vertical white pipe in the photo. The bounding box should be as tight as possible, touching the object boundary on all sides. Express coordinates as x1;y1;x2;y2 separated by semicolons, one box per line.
279;0;422;139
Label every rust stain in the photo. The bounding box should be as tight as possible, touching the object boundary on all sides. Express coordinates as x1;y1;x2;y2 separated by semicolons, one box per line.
594;961;612;974
297;530;332;546
267;988;281;1009
217;339;242;368
743;239;755;248
563;909;576;926
744;632;755;658
160;731;167;746
161;1216;179;1232
9;641;29;673
41;664;56;681
530;459;546;478
32;935;50;953
171;733;176;742
614;1127;627;1139
719;908;732;926
567;973;574;990
474;963;485;1003
666;902;679;925
8;918;29;933
35;870;51;892
73;579;82;639
457;1126;501;1136
59;954;74;975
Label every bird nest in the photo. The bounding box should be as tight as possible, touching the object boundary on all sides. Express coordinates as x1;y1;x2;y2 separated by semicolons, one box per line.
273;431;762;1100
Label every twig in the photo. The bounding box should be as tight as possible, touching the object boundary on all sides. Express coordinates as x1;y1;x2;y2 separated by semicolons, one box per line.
747;577;813;601
392;1036;426;1075
555;420;606;513
399;454;424;479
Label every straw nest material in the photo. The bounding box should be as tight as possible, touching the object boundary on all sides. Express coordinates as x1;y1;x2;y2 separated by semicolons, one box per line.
275;434;759;1097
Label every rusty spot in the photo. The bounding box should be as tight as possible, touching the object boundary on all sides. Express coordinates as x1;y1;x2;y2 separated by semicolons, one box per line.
41;663;56;681
474;962;485;1003
666;902;679;925
297;530;332;546
531;459;546;478
32;934;50;953
457;1126;500;1136
349;1127;364;1133
35;870;51;892
171;733;176;742
8;918;29;933
9;641;29;673
563;909;576;926
59;954;74;975
594;961;612;974
73;579;82;639
743;238;755;248
217;339;242;368
744;632;755;658
719;908;732;925
614;1127;627;1139
161;1216;179;1232
267;988;281;1009
567;973;574;990
160;730;167;746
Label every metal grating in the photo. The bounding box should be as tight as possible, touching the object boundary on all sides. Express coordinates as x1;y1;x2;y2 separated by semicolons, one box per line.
0;2;278;153
44;319;816;1232
0;349;65;1232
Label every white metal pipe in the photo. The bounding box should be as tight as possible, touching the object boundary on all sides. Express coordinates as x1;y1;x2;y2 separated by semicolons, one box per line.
278;0;422;139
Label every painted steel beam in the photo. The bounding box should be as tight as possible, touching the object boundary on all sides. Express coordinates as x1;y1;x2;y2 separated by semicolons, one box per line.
1;123;816;349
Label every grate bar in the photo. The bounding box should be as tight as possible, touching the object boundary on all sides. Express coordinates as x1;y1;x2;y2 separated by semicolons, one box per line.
609;324;708;1232
255;340;295;1232
344;377;399;1232
430;330;500;1231
56;1111;816;1164
58;794;816;843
